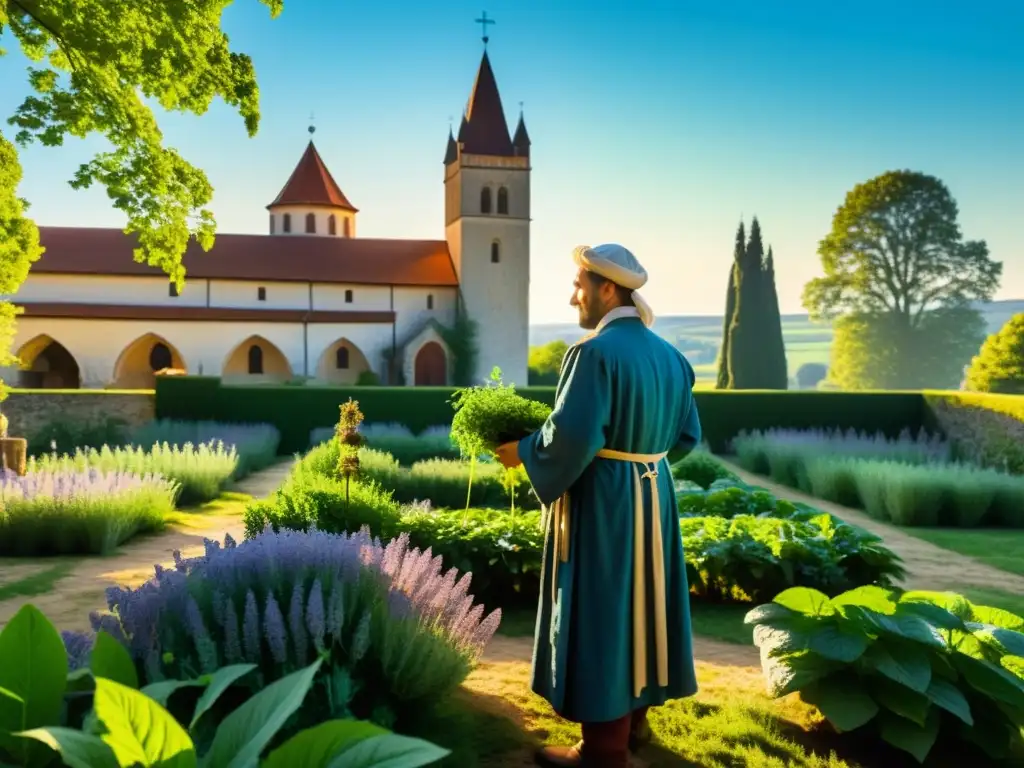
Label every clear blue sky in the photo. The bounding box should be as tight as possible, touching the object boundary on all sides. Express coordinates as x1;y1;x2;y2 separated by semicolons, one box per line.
2;0;1022;324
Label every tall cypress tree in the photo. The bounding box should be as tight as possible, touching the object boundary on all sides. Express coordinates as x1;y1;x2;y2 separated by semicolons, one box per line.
716;221;744;389
762;246;789;388
727;217;766;388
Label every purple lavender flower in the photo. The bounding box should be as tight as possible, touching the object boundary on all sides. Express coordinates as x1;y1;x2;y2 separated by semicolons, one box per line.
223;596;243;665
306;579;326;653
242;590;261;662
288;582;308;665
351;611;371;664
264;594;288;665
62;630;95;671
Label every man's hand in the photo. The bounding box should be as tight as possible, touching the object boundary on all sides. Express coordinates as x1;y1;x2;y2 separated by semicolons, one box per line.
495;441;523;469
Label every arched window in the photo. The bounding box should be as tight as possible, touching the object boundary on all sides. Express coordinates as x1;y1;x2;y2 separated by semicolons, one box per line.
328;215;337;235
497;186;508;214
283;213;292;233
336;347;350;369
343;218;352;237
305;213;316;234
344;289;353;303
269;214;275;234
426;294;434;310
149;342;172;371
491;241;500;263
480;187;492;214
247;344;263;375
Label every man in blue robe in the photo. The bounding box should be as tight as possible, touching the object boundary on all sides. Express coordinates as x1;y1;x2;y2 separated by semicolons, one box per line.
497;244;702;768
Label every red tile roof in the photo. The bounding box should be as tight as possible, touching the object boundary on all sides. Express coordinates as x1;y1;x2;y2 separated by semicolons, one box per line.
267;141;358;212
458;52;514;157
20;303;395;324
32;227;459;287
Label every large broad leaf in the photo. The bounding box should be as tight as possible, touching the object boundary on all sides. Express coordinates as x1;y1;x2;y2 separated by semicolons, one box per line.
201;658;323;768
900;591;972;622
806;624;870;664
0;604;69;765
971;626;1024;659
263;720;389;767
862;644;931;694
142;680;208;709
869;676;931;727
326;733;452;767
832;586;897;615
92;677;197;768
189;664;257;730
760;649;834;698
801;675;878;733
90;631;139;690
879;709;940;764
67;668;95;694
953;655;1024;710
924;677;973;726
772;588;835;617
897;599;965;632
969;604;1024;631
744;603;798;626
871;612;947;650
14;726;119;768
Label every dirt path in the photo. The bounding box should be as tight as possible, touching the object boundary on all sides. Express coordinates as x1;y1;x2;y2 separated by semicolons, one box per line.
484;633;758;668
719;458;1024;594
0;460;295;633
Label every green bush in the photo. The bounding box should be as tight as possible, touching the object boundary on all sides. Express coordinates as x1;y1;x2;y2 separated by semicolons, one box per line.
746;585;1024;764
677;482;816;520
927;394;1024;475
671;450;738;489
26;414;129;457
964;312;1024;394
310;423;458;464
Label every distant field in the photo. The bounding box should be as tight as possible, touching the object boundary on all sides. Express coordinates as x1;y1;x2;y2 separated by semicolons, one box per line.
530;299;1023;384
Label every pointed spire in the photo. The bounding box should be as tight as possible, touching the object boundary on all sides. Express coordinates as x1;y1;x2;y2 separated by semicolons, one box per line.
267;141;357;212
458;51;514;157
443;127;459;165
513;104;531;157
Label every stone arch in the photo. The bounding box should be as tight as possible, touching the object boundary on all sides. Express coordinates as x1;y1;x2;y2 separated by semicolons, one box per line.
414;341;447;386
15;335;81;389
112;333;187;389
222;335;292;382
316;337;371;384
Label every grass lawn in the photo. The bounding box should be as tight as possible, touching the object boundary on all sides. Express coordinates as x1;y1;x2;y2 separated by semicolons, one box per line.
907;528;1024;578
163;490;253;527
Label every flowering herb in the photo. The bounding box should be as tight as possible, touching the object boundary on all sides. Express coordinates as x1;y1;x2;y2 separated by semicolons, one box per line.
336;398;365;511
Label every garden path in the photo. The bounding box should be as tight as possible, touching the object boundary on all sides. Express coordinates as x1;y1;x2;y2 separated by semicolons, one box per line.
718;459;1024;594
0;459;295;634
483;633;759;668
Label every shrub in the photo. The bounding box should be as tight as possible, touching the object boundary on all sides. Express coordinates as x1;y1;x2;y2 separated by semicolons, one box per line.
746;585;1024;764
84;526;501;734
683;514;905;603
732;428;1024;527
796;362;828;389
0;469;176;555
964;312;1024;394
26;414;129;457
677;482;814;520
671;449;738;489
29;441;239;506
449;368;552;457
928;396;1024;475
130;419;281;478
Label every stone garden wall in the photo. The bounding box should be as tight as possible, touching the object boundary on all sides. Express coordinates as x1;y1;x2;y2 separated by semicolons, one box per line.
0;391;155;439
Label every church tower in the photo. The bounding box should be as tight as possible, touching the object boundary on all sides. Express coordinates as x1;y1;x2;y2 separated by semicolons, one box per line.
268;128;358;238
444;46;531;386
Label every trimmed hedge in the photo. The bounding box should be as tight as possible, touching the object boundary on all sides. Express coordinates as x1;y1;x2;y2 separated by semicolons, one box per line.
153;378;1024;456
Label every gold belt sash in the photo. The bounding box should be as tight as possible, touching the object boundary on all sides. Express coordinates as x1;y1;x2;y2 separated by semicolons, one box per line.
547;448;669;698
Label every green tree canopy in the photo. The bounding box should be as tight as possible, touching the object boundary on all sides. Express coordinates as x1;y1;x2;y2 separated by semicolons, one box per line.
805;171;1000;389
528;339;569;385
965;313;1024;394
0;0;282;397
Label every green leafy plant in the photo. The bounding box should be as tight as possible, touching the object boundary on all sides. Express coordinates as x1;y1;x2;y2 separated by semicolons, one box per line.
670;450;737;489
449;368;550;515
0;603;448;767
335;398;365;512
745;585;1024;764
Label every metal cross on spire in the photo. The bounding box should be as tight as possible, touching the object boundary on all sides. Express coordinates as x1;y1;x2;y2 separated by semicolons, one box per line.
475;11;495;46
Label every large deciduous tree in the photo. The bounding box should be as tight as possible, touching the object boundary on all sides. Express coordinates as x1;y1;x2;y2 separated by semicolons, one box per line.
0;0;282;397
964;313;1024;394
804;170;1001;389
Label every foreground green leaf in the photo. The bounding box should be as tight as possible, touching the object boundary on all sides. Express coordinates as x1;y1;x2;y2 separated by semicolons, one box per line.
772;588;835;617
869;676;931;727
801;675;878;732
201;658;323;768
878;709;940;764
0;604;68;764
92;677;196;768
953;655;1024;710
924;677;973;726
832;585;897;615
326;732;451;767
141;680;208;708
14;726;119;768
262;719;389;767
189;664;257;730
90;631;140;689
862;644;931;694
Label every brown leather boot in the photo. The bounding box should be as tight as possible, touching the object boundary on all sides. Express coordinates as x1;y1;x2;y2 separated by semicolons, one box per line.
629;707;651;752
535;713;632;767
535;741;583;767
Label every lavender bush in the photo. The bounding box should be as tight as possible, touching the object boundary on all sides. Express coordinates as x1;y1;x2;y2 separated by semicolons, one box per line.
131;419;281;478
79;525;500;730
29;441;238;506
929;398;1024;475
0;468;176;555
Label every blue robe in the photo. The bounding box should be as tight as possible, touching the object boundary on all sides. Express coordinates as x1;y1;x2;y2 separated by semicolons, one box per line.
517;314;702;724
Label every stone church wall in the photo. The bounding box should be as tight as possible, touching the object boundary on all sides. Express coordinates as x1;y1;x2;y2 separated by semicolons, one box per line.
0;391;155;441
